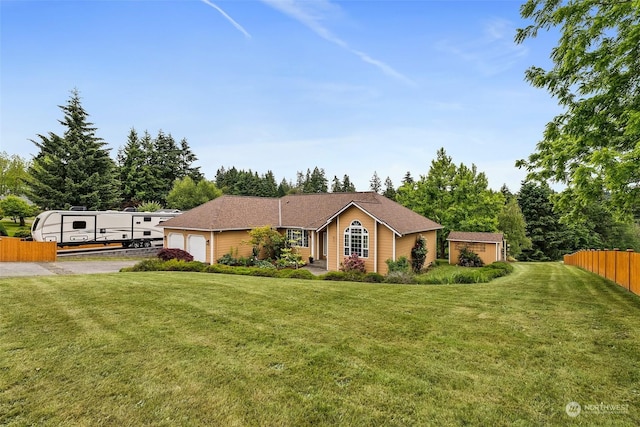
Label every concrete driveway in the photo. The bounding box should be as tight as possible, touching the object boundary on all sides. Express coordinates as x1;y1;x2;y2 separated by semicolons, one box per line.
0;260;140;278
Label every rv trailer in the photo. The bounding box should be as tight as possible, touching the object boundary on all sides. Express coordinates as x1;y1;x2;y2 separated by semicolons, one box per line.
31;210;181;247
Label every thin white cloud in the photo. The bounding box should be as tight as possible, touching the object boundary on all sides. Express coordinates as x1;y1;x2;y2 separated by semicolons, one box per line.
260;0;414;85
201;0;251;39
436;18;528;76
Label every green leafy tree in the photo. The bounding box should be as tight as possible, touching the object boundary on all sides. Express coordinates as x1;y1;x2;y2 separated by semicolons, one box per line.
0;195;36;227
515;0;640;217
498;197;532;259
166;177;221;210
397;148;504;258
0;152;30;196
28;89;120;210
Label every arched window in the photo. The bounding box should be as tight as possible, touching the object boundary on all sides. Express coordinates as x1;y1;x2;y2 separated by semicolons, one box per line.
344;220;369;258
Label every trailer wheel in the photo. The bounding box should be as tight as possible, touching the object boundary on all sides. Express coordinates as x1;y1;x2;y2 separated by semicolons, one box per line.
144;240;152;248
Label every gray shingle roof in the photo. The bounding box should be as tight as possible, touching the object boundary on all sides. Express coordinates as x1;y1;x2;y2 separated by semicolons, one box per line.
160;192;442;236
447;231;504;243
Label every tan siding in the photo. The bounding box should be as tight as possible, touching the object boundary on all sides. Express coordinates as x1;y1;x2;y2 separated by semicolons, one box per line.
395;231;438;270
327;222;338;271
449;241;500;265
337;206;377;273
376;226;395;275
214;230;253;261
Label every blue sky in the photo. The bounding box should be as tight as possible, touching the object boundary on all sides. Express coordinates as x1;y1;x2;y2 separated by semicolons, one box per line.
1;0;561;192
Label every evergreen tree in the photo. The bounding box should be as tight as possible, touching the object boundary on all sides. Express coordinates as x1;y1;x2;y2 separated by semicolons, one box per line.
277;178;292;196
331;176;342;192
369;171;382;193
383;176;396;200
178;137;203;183
117;128;147;206
342;174;356;192
517;181;569;261
29;89;120;209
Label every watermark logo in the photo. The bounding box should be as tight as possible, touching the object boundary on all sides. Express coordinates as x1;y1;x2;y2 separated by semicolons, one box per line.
566;401;629;417
565;401;581;417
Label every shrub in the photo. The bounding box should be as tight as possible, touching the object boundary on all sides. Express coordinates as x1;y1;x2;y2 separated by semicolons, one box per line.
13;229;32;239
0;223;8;236
411;235;428;273
125;258;166;272
386;256;410;273
341;253;366;273
458;246;484;267
275;247;305;269
385;271;416;284
280;269;316;280
321;271;347;281
254;259;276;269
364;272;384;283
163;259;206;272
158;248;194;262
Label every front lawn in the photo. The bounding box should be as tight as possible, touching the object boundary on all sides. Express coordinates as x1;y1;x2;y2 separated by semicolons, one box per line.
1;263;638;425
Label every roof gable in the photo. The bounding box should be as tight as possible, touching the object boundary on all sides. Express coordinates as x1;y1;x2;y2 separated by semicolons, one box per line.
160;192;442;235
447;231;504;243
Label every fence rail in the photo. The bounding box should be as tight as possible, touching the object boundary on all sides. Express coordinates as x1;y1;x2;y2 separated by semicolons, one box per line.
564;250;639;297
0;237;57;262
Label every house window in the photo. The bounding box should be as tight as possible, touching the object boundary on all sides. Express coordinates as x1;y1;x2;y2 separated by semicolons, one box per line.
344;220;369;257
286;229;309;247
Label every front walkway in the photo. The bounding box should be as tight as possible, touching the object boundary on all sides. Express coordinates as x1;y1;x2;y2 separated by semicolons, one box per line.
303;259;327;276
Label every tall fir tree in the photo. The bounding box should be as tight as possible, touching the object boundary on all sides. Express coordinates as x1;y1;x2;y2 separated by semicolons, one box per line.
383;176;396;200
29;89;120;209
369;171;382;193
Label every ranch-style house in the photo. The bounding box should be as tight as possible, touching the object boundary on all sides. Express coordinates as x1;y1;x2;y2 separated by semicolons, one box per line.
159;192;442;275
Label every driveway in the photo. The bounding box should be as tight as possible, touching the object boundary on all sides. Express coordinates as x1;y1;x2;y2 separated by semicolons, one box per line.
0;260;140;278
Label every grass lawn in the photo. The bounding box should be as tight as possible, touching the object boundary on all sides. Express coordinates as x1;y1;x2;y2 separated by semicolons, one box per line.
0;218;32;237
1;263;639;425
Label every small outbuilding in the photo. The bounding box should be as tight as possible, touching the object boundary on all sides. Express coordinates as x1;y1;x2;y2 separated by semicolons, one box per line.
447;231;505;265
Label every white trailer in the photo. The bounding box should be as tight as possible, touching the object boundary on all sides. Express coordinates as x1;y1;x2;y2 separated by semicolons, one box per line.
31;210;181;247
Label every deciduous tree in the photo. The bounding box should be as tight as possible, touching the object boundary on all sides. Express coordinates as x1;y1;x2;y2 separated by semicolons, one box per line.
515;0;640;217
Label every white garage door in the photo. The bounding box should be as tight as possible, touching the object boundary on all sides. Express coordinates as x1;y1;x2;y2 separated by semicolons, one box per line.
188;235;207;262
167;233;185;250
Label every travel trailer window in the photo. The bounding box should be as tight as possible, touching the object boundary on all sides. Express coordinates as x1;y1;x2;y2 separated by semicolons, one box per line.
72;221;87;229
144;216;152;222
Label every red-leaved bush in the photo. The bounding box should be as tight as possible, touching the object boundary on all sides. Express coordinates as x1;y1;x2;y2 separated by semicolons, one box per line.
340;253;366;273
157;248;194;262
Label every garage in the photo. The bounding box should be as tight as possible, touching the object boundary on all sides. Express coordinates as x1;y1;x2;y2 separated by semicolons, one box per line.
187;234;207;262
167;233;185;250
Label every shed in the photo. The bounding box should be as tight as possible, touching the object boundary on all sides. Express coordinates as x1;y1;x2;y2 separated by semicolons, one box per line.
447;231;505;265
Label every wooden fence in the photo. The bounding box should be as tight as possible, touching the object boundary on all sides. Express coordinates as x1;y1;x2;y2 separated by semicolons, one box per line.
564;250;639;297
0;237;57;262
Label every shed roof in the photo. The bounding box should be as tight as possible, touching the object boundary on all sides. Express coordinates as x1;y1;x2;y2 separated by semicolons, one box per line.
160;192;442;235
447;231;504;243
